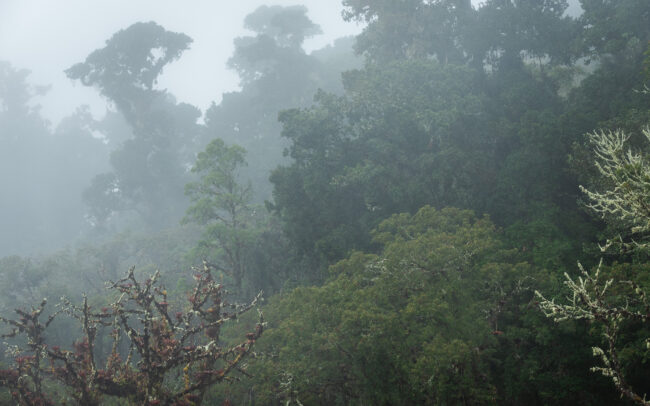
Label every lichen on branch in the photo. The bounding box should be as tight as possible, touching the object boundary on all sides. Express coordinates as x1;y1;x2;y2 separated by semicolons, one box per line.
0;262;264;406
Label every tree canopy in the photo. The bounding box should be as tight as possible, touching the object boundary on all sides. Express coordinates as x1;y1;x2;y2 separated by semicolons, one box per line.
3;2;650;405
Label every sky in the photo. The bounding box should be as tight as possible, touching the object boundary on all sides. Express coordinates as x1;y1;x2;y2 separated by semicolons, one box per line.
0;0;582;127
0;0;364;126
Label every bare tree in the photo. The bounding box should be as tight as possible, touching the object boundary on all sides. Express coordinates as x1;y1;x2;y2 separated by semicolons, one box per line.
0;263;263;406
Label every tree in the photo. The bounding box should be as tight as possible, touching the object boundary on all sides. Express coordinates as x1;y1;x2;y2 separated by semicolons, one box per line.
342;0;577;70
0;264;263;406
268;0;599;273
580;128;650;248
183;139;258;293
342;0;475;64
65;22;191;119
0;62;109;256
227;5;321;87
270;56;583;267
473;0;577;69
537;124;650;405
67;22;201;229
220;206;555;405
579;0;650;64
204;6;361;202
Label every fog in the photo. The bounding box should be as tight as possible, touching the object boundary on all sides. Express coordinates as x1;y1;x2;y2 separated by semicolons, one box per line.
1;1;648;405
0;0;583;125
0;1;364;256
0;1;363;125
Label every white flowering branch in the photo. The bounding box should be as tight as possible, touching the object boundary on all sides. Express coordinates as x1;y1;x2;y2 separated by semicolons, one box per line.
537;123;650;405
535;260;650;405
580;127;650;250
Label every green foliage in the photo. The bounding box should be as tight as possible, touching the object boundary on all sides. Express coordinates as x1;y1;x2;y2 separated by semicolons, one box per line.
644;41;650;81
580;127;650;249
5;1;650;404
184;139;260;293
579;0;650;63
538;109;650;403
475;0;577;67
205;7;361;202
342;0;475;64
219;207;573;405
185;140;250;223
271;53;590;271
271;60;492;264
343;0;577;69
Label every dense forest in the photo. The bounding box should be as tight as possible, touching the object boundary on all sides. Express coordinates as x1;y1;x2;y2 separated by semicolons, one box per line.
1;0;650;404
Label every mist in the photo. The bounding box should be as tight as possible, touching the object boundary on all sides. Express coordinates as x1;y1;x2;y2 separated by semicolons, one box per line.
0;1;648;405
0;1;363;256
0;0;363;125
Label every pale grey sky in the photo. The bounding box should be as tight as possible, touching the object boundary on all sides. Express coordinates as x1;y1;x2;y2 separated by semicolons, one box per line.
0;0;582;126
0;1;364;125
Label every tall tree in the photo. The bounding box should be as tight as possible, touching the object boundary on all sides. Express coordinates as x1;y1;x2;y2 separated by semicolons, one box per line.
343;0;475;64
538;123;650;406
0;62;109;256
579;0;650;63
183;139;258;293
217;206;620;405
67;22;201;229
473;0;577;69
270;60;492;264
204;6;361;202
269;0;594;271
